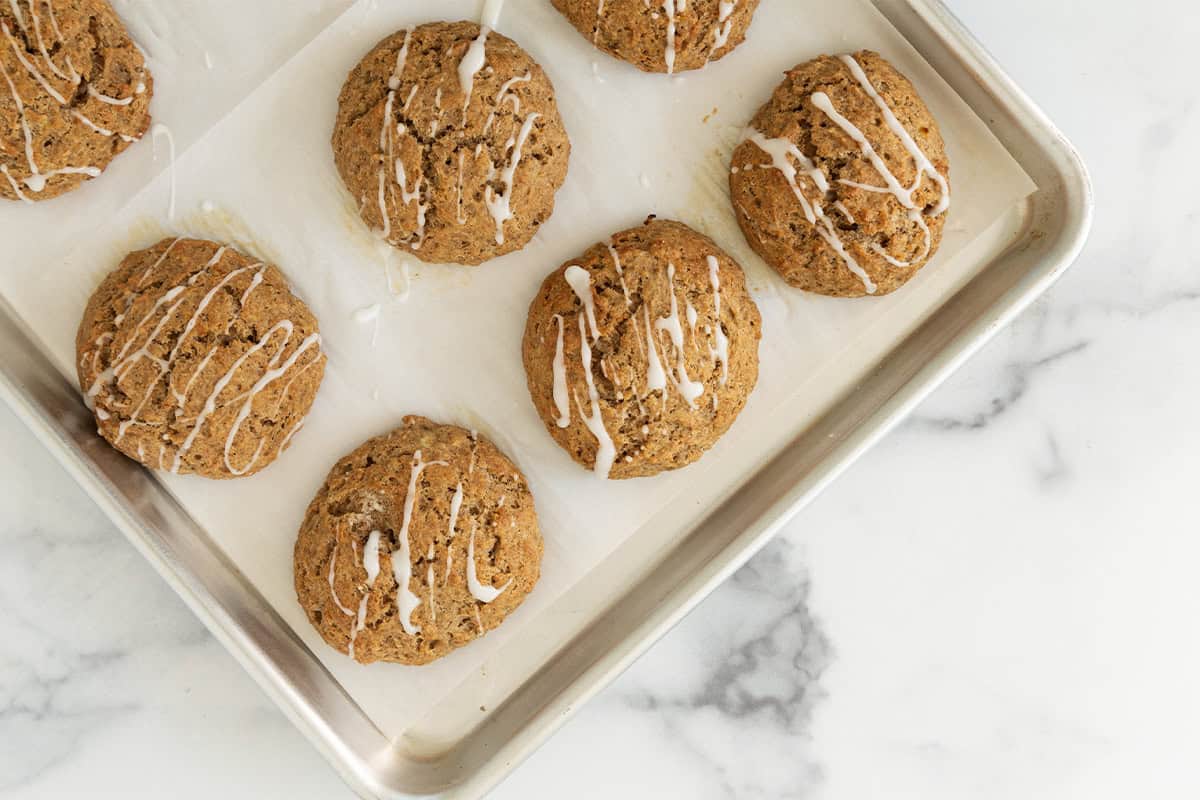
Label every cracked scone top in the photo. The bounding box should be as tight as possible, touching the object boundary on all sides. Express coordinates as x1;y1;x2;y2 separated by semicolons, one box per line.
730;51;951;297
0;0;152;202
332;21;571;265
551;0;760;74
75;238;326;479
294;417;543;666
523;218;761;479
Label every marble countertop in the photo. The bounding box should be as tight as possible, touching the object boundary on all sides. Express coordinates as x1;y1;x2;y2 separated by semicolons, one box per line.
3;1;1196;797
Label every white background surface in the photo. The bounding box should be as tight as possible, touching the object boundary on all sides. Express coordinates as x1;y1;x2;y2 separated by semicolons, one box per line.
2;0;1197;798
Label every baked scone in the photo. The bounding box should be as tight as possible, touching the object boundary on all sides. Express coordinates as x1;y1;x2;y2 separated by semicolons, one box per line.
730;51;951;297
76;237;326;479
294;416;542;665
332;21;570;265
551;0;760;74
522;218;761;479
0;0;152;202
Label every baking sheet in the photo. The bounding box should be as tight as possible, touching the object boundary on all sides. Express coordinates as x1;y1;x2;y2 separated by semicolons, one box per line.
0;0;1035;739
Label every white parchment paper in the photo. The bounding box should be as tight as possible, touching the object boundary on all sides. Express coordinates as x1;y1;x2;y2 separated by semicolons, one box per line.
0;0;1035;738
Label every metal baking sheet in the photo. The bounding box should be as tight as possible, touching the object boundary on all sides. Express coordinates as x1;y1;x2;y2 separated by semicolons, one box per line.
0;0;1091;797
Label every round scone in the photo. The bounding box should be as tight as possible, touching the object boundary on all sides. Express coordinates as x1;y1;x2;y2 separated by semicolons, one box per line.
551;0;760;74
522;218;761;479
294;416;542;666
332;21;570;265
76;237;326;479
730;51;951;297
0;0;152;202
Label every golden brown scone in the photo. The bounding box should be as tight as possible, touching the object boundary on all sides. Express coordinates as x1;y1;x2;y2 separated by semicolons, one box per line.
294;416;543;666
0;0;152;202
730;51;951;297
522;218;761;479
552;0;760;74
75;237;326;479
332;21;570;265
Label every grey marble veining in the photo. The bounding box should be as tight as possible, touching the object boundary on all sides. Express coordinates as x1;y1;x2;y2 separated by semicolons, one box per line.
4;0;1200;797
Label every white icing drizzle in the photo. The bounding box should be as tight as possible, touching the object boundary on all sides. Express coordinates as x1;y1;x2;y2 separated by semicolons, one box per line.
593;0;608;42
661;0;681;74
0;164;31;202
607;243;632;306
481;0;505;29
390;450;447;635
87;85;133;105
30;1;76;83
837;54;950;216
426;541;437;622
347;530;383;659
222;329;321;476
467;521;511;603
641;303;667;393
833;200;856;224
278;418;304;453
564;265;599;341
327;544;357;617
136;237;181;287
455;150;467;224
2;20;66;103
708;0;736;57
85;253;197;408
481;71;530;135
742;128;875;294
484;112;539;244
551;314;571;427
173;319;319;473
447;482;464;543
552;266;617;476
0;59;39;188
353;304;379;323
654;263;705;407
429;86;444;137
706;255;729;385
575;313;616;478
7;0;25;31
162;257;252;407
458;26;489;113
376;30;428;249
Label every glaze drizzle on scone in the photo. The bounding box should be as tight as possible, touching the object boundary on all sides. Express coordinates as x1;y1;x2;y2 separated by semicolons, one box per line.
0;0;152;201
523;219;761;479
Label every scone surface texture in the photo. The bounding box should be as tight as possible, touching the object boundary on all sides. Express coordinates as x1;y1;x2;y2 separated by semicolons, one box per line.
730;50;951;297
294;416;543;666
75;237;326;479
0;0;153;202
523;218;761;479
332;21;570;265
552;0;760;74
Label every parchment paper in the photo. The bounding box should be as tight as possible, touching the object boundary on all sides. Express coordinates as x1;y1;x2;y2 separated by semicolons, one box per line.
0;0;1036;739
